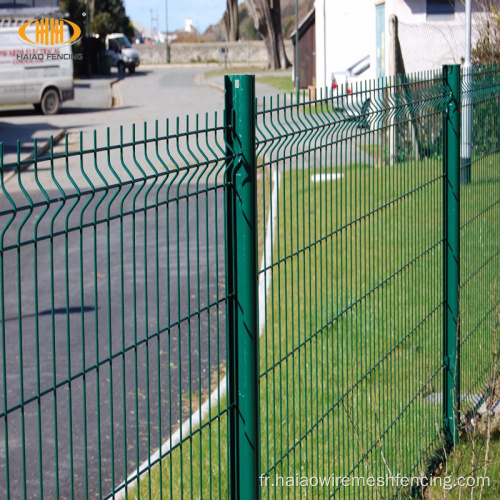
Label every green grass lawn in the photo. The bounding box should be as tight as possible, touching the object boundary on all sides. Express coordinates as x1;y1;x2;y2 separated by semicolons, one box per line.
256;75;295;94
358;143;383;161
130;131;499;498
259;156;446;498
203;70;296;95
460;152;500;419
131;401;230;499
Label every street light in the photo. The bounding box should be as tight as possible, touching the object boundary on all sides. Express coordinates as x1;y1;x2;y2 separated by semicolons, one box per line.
165;0;170;63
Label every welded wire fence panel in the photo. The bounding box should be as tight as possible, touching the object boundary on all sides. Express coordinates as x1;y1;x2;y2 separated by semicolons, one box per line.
460;66;500;419
0;117;230;499
0;65;499;500
256;72;449;498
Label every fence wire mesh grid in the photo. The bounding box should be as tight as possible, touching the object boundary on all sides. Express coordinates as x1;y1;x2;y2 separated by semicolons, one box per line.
0;118;231;499
0;64;499;499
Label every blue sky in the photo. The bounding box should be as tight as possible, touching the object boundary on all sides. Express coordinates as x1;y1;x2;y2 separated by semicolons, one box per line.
124;0;229;35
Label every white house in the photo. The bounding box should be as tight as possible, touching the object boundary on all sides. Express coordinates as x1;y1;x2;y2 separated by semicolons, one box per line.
377;0;487;75
315;0;376;90
315;0;490;90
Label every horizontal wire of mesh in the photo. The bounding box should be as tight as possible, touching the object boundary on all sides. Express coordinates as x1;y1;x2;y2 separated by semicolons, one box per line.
460;65;500;419
0;116;231;499
256;72;448;498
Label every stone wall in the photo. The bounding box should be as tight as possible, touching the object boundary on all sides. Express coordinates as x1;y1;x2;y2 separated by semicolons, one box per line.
137;40;294;66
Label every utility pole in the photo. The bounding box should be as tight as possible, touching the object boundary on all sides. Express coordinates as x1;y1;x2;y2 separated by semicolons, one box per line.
151;9;159;40
165;0;170;63
295;0;300;100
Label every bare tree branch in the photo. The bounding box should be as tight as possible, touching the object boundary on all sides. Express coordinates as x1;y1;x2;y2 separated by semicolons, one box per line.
224;0;239;42
246;0;290;69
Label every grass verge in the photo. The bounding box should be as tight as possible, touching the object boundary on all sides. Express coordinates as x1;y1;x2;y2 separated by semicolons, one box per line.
424;413;500;499
256;75;295;93
424;298;500;499
204;66;267;78
129;141;499;498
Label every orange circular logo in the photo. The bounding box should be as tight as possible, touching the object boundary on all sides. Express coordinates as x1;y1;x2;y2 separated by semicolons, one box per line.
18;18;82;47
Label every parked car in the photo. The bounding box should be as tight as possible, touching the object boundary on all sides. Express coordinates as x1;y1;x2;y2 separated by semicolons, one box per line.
331;55;371;96
105;33;140;74
0;25;74;115
331;55;372;125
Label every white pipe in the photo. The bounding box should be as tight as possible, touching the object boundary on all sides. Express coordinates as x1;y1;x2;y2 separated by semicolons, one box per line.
465;0;472;67
461;0;472;181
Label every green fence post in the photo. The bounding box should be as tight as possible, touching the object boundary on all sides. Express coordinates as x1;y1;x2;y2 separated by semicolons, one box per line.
224;74;259;499
443;64;461;446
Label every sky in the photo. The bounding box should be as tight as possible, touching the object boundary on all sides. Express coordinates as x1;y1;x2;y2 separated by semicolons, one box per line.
124;0;230;35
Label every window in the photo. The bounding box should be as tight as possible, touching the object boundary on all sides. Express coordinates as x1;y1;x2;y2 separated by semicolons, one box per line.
427;0;455;15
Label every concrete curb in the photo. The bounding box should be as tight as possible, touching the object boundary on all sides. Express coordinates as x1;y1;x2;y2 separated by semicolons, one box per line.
194;72;224;93
110;78;123;107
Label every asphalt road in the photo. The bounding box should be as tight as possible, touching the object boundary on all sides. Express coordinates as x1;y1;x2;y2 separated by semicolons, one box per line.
0;66;228;165
0;178;227;499
0;65;244;498
0;65;287;166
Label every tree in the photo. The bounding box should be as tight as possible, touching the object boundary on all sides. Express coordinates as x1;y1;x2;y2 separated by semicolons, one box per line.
60;0;85;28
471;1;500;64
239;5;261;40
224;0;239;42
61;0;133;40
94;0;134;39
90;12;115;39
246;0;290;69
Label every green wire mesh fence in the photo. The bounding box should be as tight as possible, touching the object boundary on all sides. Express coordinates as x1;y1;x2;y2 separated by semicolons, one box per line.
0;64;499;499
0;118;232;499
257;68;448;499
460;65;500;422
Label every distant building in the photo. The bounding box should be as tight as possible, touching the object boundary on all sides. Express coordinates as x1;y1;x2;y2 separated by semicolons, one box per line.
290;8;316;89
185;18;195;33
315;0;492;90
315;0;374;89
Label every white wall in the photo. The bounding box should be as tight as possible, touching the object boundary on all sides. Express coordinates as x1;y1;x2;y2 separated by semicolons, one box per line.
315;0;489;87
386;0;483;73
392;0;466;23
315;0;376;91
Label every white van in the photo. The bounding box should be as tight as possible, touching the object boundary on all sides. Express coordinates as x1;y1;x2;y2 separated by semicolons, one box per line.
105;33;140;74
0;25;74;115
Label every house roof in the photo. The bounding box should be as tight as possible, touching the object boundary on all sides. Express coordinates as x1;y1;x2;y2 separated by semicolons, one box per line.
289;7;315;42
